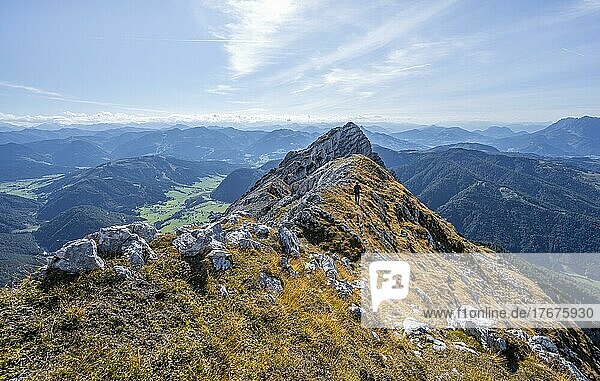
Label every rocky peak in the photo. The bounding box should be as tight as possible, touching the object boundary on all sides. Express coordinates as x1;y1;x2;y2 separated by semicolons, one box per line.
276;122;383;182
227;122;385;218
265;122;384;187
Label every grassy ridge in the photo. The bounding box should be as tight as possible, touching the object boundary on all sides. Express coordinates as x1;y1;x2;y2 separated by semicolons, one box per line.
0;234;568;380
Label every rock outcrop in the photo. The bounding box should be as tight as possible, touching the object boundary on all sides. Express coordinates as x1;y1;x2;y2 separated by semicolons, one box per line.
47;238;104;274
45;222;159;274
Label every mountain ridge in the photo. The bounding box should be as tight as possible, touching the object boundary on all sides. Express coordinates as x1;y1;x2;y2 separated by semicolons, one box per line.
1;122;599;380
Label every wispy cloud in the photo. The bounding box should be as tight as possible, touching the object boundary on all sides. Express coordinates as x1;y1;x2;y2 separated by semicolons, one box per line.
561;47;585;57
93;36;269;43
0;80;166;114
265;0;459;85
0;80;63;97
207;0;311;77
205;84;238;95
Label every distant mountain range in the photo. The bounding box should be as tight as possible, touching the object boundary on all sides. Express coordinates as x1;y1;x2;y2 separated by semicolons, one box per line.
0;155;238;284
1;116;599;285
376;146;600;255
0;117;597;180
38;156;236;221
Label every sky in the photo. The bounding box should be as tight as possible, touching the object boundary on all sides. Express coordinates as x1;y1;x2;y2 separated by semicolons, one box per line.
1;0;600;127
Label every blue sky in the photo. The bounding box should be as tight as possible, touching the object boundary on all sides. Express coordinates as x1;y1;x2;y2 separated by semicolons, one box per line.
1;0;599;126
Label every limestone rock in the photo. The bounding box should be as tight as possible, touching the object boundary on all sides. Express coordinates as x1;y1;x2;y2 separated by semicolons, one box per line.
226;228;261;250
402;317;430;336
448;306;507;354
209;250;233;271
47;239;104;274
173;224;224;258
113;265;133;280
349;304;365;321
122;236;156;267
258;272;283;294
127;222;159;243
252;224;271;238
89;225;133;255
278;226;299;257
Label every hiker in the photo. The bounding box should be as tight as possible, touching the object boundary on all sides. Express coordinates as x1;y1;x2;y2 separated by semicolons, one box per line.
353;182;361;205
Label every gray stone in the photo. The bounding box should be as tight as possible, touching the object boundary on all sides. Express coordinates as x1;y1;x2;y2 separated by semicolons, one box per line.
529;336;559;354
341;256;352;268
127;222;159;243
331;279;354;299
453;341;478;354
121;235;156;267
226;228;261;250
47;239;104;274
402;317;429;336
308;253;338;280
113;265;133;280
372;331;381;342
258;272;283;293
89;225;133;255
278;225;300;257
252;224;270;238
173;230;223;258
209;250;233;271
431;339;447;351
448;306;507;353
219;285;229;298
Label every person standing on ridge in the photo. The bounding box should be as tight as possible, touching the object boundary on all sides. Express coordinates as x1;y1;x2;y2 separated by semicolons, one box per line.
353;182;361;205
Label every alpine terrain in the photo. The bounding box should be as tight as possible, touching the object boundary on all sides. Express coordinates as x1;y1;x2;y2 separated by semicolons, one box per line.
1;123;598;380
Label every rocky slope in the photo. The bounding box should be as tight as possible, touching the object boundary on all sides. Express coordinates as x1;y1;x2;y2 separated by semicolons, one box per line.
1;123;599;380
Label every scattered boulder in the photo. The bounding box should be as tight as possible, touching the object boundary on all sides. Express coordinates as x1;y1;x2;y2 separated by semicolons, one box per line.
430;338;447;351
341;256;352;268
122;236;156;268
219;285;229;298
402;317;430;336
306;253;338;279
252;224;270;238
86;223;159;267
47;239;104;274
278;226;300;257
258;272;283;294
529;336;559;355
226;228;261;250
528;336;589;381
331;279;354;299
453;341;478;354
448;306;507;354
127;222;159;243
89;225;133;255
172;232;202;257
113;265;133;280
209;250;233;271
173;226;224;258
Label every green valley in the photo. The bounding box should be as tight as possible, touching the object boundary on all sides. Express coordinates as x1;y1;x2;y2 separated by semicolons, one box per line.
138;175;229;232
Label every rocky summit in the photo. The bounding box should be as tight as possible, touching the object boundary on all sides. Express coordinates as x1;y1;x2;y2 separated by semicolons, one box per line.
1;123;599;380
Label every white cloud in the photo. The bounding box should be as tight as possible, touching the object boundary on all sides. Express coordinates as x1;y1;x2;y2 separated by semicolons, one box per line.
264;0;459;85
0;80;166;113
0;80;63;97
0;111;344;126
205;84;238;95
214;0;304;77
